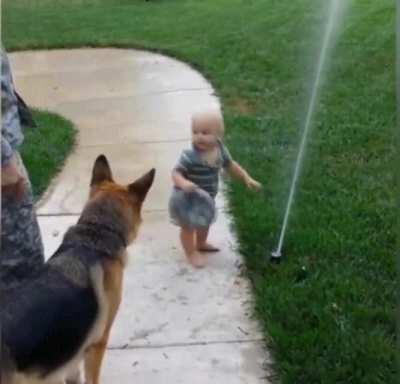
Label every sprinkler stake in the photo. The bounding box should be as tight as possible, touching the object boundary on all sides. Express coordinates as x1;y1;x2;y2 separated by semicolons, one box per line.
270;250;282;263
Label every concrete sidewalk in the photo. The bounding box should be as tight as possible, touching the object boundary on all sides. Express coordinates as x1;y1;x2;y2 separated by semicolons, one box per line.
11;48;270;383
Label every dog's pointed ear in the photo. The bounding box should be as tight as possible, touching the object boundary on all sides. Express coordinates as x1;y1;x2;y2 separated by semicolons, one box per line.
128;168;156;202
91;155;113;187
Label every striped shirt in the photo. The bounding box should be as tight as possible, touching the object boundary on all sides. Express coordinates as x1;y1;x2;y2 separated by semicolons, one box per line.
174;141;232;198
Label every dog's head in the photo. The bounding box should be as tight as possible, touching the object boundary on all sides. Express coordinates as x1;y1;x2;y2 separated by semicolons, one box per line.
88;154;155;245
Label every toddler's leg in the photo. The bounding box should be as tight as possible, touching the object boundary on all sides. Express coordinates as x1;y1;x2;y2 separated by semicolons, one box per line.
196;227;220;252
180;227;206;268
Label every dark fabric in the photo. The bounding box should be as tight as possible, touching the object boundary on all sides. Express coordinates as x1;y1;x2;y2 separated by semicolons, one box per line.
15;91;37;129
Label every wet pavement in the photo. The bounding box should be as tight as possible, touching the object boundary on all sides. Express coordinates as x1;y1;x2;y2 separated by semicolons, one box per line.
11;48;270;383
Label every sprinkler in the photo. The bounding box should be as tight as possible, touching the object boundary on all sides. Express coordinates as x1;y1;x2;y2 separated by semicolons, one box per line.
270;249;282;263
268;0;348;264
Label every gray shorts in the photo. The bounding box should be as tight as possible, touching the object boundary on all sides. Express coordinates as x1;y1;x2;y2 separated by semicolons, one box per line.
169;187;216;229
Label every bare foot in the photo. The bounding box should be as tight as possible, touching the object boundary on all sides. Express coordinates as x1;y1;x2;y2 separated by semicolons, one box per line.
198;243;220;252
187;251;207;268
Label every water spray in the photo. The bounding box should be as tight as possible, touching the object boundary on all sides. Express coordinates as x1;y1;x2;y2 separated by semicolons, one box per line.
270;0;348;262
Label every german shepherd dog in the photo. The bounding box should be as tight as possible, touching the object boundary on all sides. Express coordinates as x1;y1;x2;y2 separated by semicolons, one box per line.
1;155;155;384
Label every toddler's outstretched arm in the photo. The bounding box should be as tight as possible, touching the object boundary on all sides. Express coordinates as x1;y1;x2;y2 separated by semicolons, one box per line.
227;161;262;191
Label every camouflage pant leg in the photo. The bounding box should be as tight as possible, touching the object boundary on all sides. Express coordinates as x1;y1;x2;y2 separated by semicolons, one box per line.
0;154;44;290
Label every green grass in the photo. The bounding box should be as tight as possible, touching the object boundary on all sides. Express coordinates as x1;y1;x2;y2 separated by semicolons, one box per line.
3;0;396;382
20;110;76;199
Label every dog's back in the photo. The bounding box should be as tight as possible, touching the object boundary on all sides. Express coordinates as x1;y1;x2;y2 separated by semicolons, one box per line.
2;249;99;382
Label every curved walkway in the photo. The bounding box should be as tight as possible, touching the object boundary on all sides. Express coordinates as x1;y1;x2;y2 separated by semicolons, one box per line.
10;49;270;383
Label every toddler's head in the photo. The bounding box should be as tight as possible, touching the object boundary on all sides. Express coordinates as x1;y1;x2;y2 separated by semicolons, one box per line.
191;109;224;151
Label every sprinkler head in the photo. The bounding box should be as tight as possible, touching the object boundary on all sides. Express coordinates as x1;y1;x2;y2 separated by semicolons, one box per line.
270;250;282;264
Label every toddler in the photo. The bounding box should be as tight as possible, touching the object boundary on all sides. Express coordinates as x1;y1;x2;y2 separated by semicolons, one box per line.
169;109;262;268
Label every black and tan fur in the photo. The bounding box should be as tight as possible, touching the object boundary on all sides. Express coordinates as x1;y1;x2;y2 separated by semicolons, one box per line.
1;155;155;384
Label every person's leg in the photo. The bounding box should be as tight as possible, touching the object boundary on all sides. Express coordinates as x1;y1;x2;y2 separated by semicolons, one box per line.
180;226;196;255
180;227;206;268
196;226;219;252
0;154;44;291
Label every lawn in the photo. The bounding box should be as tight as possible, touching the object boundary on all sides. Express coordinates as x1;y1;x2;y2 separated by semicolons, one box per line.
21;110;76;199
3;1;396;382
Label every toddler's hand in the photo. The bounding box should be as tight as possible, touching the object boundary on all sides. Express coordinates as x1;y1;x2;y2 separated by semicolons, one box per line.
246;177;262;191
182;181;198;193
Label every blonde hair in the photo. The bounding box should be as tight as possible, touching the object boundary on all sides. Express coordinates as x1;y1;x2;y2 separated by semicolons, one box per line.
191;109;224;138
